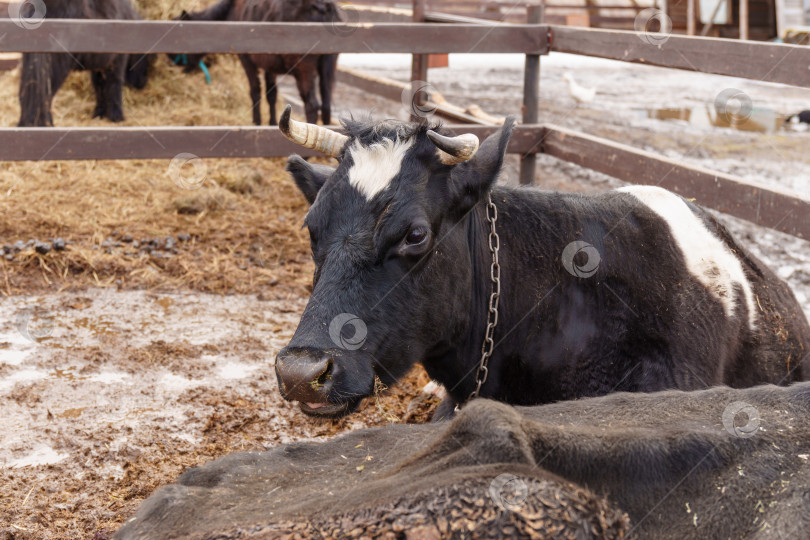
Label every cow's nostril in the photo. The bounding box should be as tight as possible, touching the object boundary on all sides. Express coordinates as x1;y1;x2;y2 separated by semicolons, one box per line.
315;357;334;387
275;350;338;403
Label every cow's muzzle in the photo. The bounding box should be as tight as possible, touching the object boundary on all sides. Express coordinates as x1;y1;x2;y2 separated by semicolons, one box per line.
275;347;362;418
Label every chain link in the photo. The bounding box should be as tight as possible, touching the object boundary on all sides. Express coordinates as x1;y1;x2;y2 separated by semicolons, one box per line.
458;192;501;409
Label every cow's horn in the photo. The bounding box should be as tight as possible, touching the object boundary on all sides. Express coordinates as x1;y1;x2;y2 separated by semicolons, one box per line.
279;105;348;158
426;130;479;165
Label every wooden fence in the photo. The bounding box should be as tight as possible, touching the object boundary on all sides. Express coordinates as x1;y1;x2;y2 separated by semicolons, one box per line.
0;7;807;239
345;0;648;27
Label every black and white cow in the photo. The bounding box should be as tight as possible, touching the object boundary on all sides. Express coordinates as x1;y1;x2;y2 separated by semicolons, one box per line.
273;105;810;418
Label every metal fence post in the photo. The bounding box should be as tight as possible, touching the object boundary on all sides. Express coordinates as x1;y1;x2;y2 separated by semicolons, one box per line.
519;4;543;186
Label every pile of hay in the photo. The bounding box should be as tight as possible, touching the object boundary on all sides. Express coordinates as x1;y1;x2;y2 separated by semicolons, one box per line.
0;0;322;297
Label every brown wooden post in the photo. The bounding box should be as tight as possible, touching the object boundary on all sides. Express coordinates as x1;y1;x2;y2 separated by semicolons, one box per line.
739;0;749;40
410;0;429;121
519;4;543;186
686;0;696;35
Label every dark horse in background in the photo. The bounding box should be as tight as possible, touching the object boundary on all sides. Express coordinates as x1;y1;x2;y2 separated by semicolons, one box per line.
17;0;153;127
176;0;340;125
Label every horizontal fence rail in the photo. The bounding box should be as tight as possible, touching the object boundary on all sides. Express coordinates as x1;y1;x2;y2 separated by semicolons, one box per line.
0;20;548;54
2;18;805;87
0;15;806;240
3;124;806;239
344;8;810;88
541;125;810;239
0;125;544;161
549;26;810;88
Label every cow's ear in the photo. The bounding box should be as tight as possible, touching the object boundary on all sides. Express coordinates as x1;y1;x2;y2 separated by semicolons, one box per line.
447;117;515;215
286;155;334;205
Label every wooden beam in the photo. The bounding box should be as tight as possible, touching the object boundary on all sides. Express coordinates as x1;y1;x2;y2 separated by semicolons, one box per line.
347;5;413;23
337;66;502;124
337;66;404;102
347;4;501;24
687;0;696;36
0;20;549;54
0;125;543;161
541;124;810;239
549;26;810;88
739;0;749;40
520;5;543;185
425;11;501;24
411;0;429;121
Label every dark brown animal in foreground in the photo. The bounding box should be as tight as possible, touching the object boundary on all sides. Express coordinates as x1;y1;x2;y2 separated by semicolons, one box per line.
17;0;152;127
116;383;810;539
176;0;340;125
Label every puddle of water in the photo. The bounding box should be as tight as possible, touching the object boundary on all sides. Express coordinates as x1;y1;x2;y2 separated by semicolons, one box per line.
633;106;789;133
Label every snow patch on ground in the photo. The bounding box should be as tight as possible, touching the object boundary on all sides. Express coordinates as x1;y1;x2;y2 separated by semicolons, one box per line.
5;444;69;469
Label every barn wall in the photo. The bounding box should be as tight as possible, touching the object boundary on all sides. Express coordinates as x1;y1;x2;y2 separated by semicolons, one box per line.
668;0;778;39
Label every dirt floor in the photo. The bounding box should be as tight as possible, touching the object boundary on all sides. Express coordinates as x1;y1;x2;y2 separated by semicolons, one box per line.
1;14;810;539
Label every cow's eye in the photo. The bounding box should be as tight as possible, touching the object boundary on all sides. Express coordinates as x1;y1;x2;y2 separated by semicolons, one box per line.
405;227;428;245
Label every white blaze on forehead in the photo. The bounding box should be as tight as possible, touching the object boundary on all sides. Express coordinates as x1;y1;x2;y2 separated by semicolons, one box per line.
347;137;415;200
618;185;756;328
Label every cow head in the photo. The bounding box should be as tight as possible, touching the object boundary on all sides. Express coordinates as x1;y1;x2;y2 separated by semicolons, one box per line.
275;106;514;417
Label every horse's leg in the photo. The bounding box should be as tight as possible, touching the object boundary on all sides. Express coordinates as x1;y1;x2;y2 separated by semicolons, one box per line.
91;70;106;119
39;55;73;126
101;55;127;122
265;71;278;125
318;54;337;125
17;53;62;127
18;53;71;126
239;55;262;125
294;69;320;125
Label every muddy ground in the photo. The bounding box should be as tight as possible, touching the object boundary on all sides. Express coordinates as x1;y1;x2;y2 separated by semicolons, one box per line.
0;290;439;538
1;49;809;539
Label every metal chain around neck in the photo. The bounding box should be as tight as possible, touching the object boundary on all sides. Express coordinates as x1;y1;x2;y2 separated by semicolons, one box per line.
458;192;501;410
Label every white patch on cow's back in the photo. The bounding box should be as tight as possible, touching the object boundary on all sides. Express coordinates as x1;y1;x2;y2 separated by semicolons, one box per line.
347;138;414;200
618;185;756;328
